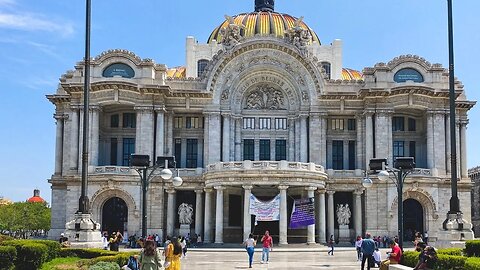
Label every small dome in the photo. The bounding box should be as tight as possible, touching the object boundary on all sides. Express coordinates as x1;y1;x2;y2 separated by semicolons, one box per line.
167;67;186;78
208;12;320;45
342;68;363;81
0;197;12;205
27;189;45;203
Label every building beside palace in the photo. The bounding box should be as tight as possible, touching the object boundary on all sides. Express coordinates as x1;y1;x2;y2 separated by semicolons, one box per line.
47;0;476;245
469;166;480;237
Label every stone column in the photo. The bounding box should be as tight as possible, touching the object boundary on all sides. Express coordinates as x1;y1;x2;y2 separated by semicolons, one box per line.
456;122;461;176
166;189;176;237
54;114;64;175
317;189;326;243
320;114;327;167
279;185;289;245
288;117;295;161
69;109;79;171
460;121;468;178
309;114;321;164
365;112;373;169
203;188;213;243
214;186;225;244
295;117;301;161
356;115;363;170
426;112;434;169
194;189;204;237
78;108;84;173
135;106;155;159
354;190;363;238
222;113;231;162
374;111;391;165
445;114;451;173
234;117;241;161
90;106;100;166
155;107;165;157
327;191;335;240
306;187;317;244
206;113;221;165
243;185;253;240
166;112;173;156
433;113;446;174
300;115;308;162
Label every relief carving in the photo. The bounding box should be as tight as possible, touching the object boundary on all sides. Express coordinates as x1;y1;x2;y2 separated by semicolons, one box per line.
245;84;286;110
284;17;311;55
219;15;245;49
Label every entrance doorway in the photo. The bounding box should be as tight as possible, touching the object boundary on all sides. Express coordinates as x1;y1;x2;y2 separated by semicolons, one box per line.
403;199;424;241
102;197;128;235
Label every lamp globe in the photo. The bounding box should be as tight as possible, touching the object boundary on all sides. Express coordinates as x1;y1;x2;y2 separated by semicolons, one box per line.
160;168;173;180
378;170;390;181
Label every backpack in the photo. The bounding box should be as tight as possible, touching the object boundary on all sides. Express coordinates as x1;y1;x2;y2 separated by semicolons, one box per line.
127;255;139;270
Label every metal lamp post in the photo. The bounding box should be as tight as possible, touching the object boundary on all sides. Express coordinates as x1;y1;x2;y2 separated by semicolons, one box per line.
367;157;415;250
130;155;183;238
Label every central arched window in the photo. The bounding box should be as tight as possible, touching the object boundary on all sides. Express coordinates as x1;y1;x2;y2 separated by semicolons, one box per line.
197;59;209;77
321;62;331;79
102;63;135;78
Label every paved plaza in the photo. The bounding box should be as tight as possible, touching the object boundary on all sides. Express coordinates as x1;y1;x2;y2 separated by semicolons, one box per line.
171;247;384;270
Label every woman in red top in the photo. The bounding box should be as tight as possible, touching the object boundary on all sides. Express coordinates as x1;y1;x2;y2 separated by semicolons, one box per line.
379;240;402;270
261;230;273;264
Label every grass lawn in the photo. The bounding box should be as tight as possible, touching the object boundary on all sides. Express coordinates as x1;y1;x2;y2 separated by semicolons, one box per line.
40;257;83;270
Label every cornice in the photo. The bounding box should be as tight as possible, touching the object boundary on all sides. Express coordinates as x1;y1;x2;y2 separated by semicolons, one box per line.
46;94;71;105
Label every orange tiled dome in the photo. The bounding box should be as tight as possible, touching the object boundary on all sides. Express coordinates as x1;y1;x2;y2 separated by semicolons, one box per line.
27;189;45;203
166;67;186;78
342;68;363;81
208;12;320;45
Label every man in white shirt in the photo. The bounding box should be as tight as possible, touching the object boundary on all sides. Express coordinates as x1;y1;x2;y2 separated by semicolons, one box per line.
373;248;382;268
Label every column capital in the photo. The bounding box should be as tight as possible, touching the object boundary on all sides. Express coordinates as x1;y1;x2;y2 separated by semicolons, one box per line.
204;188;214;193
194;188;204;194
242;185;253;190
214;186;226;191
326;190;336;195
154;105;166;113
317;189;326;194
305;186;317;191
353;189;364;195
54;113;68;120
221;111;232;117
134;105;154;112
165;188;176;194
278;185;289;190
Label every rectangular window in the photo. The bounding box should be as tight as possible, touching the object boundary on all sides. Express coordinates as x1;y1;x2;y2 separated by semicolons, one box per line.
243;139;254;160
259;118;271;129
332;140;344;170
347;119;356;131
275;118;287;130
393;141;405;160
174;117;183;129
122;138;135;166
174;139;182;167
110;114;119;128
259;139;271;160
110;138;118;165
228;195;242;226
186;139;198;168
408;118;416;131
275;140;287;161
186;117;199;129
331;119;344;130
392;116;405;131
348;140;355;170
243;117;255;129
409;141;416;161
122;113;136;128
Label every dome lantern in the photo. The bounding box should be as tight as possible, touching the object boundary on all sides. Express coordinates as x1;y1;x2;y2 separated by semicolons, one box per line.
255;0;274;12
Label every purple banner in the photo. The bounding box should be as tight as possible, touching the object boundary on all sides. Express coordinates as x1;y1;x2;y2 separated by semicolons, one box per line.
289;197;315;229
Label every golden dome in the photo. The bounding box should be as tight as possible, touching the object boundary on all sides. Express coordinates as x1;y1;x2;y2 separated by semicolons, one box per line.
342;68;363;81
208;12;320;45
166;67;186;78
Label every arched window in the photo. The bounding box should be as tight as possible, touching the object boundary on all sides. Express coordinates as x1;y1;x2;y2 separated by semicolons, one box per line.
394;68;424;83
102;63;135;78
197;59;209;77
321;62;331;79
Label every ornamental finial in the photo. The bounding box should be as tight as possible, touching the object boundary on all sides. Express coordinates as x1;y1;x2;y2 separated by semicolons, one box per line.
255;0;274;12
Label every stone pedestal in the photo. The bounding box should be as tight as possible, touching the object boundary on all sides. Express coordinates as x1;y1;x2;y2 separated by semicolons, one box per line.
64;213;102;248
179;224;191;238
338;225;350;244
436;213;474;248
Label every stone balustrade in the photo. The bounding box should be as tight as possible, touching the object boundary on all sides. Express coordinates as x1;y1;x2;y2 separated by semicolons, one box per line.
91;166;136;175
207;160;325;173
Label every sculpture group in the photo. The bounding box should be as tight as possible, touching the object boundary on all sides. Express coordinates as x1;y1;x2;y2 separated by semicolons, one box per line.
336;203;351;225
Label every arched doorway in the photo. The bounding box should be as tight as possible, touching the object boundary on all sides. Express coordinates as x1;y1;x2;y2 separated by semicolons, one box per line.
102;197;128;235
403;199;424;241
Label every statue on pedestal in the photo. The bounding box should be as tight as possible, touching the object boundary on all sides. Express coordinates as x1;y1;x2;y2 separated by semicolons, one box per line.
178;203;193;225
336;203;351;225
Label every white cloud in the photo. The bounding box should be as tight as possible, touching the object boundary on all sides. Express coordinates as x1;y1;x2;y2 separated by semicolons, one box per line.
0;0;15;6
0;12;74;37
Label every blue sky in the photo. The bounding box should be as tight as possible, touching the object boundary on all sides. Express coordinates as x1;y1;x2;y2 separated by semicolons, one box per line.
0;0;479;203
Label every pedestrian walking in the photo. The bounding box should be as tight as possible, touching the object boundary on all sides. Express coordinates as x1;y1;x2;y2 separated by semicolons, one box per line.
138;239;163;270
243;233;257;268
102;232;109;250
361;233;376;270
327;235;334;255
355;235;363;261
164;236;182;270
260;230;273;264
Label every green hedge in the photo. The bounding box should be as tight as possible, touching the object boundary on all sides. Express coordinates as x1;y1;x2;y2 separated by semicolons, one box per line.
466;240;480;257
0;246;16;270
16;243;48;270
0;235;13;244
1;239;60;262
88;261;120;270
438;248;464;256
402;251;467;270
465;257;480;270
59;248;118;259
401;251;419;267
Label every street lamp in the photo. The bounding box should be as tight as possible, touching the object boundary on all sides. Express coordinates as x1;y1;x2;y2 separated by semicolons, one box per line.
130;155;183;237
365;157;415;250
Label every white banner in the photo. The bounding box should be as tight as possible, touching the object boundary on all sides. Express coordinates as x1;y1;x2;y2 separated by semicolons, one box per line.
249;194;280;221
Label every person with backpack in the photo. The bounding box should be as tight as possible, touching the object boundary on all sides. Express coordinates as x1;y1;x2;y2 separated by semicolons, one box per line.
138;239;163;270
165;237;182;270
361;233;376;270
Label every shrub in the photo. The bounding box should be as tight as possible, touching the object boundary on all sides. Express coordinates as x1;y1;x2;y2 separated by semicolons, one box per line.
438;248;464;256
401;251;419;267
465;257;480;270
88;261;120;270
0;235;13;244
435;254;467;270
466;240;480;257
78;253;131;268
16;243;48;270
0;246;16;270
59;248;117;259
1;239;60;262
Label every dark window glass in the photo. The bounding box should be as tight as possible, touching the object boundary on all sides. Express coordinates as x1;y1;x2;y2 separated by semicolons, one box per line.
321;62;331;79
174;139;182;168
393;141;405;160
332;140;344;170
347;119;356;131
393;68;424;83
197;59;209;77
275;140;287;161
392;117;404;131
408;118;416;131
103;63;135;78
409;141;416;161
348;141;355;170
243;139;254;161
122;138;135;166
259;139;270;160
228;195;242;226
123;113;136;128
186;139;198;168
110;138;118;165
111;114;119;128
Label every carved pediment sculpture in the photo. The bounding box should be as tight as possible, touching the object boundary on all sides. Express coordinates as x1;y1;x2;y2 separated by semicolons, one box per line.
284;16;311;55
220;15;245;49
244;84;286;110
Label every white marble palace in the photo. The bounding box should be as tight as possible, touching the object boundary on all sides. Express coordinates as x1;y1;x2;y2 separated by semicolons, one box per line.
47;0;475;245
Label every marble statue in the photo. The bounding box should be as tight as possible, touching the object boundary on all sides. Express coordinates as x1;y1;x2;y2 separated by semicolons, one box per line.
178;203;194;225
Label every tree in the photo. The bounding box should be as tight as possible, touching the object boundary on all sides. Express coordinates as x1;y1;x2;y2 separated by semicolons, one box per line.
0;202;51;238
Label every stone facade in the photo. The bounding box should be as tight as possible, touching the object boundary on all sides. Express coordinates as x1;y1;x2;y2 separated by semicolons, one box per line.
469;166;480;236
47;3;476;245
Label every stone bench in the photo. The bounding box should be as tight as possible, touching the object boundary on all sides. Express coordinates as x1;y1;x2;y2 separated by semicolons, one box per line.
389;265;414;270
